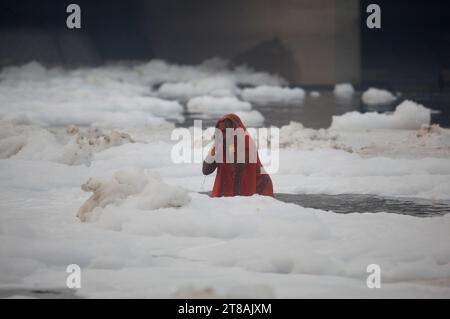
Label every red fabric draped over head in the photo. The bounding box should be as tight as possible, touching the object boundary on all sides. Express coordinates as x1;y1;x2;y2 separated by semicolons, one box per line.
210;113;273;197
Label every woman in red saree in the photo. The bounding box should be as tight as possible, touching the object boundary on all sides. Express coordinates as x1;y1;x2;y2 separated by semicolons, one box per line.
202;113;273;197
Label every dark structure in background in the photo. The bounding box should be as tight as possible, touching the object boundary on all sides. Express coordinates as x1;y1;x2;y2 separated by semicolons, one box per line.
144;0;360;85
0;0;449;91
361;0;450;91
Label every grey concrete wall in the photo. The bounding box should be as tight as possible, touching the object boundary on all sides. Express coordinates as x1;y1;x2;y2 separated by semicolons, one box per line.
335;0;361;84
0;0;361;85
143;0;361;85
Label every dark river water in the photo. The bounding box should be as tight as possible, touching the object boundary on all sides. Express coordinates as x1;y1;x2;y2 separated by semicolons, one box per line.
275;193;450;218
181;89;450;129
198;192;450;217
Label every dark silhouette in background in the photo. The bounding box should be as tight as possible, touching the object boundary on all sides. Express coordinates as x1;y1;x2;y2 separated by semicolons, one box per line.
231;37;302;86
1;0;450;90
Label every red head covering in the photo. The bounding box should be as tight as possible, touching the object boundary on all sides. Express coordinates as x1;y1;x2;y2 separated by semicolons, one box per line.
211;113;273;197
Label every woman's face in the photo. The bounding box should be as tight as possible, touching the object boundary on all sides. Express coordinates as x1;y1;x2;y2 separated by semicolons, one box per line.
213;119;236;162
215;119;233;143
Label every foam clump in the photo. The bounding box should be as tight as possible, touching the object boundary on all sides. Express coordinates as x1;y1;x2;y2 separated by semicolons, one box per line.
187;96;251;114
330;100;431;131
362;87;396;105
279;121;351;152
158;77;239;102
0;122;134;165
333;83;355;99
62;125;134;165
77;169;191;222
241;85;305;106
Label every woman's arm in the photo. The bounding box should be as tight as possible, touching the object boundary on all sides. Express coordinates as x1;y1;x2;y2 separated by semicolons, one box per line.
202;160;217;175
202;147;217;175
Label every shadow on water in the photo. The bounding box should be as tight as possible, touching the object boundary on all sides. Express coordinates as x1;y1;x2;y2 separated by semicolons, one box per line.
274;193;450;217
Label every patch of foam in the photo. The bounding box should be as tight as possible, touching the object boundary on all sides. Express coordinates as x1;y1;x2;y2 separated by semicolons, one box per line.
333;83;355;99
330;100;431;131
187;96;251;115
0;122;135;166
241;86;305;106
0;60;286;129
362;87;396;105
77;168;190;222
0;63;184;128
157;77;239;102
279;121;351;152
234;110;265;127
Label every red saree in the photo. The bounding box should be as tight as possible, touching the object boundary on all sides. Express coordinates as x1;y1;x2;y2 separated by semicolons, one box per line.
203;113;273;197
